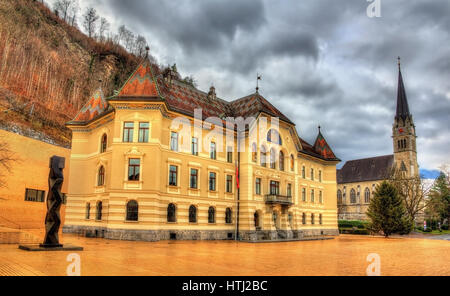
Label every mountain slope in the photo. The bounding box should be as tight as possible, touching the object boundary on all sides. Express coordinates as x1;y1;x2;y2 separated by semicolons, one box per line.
0;0;142;146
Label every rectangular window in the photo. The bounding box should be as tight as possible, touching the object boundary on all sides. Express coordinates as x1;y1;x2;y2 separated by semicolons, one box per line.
311;168;314;181
287;184;292;197
62;193;67;205
209;172;216;191
169;165;178;186
190;168;198;189
128;159;140;181
255;178;261;195
227;146;233;163
319;191;323;203
24;189;45;202
138;122;149;143
302;188;306;202
226;175;233;193
191;137;198;156
123;122;134;143
319;170;322;182
311;189;315;203
302;166;306;179
210;142;216;160
170;132;178;151
270;181;280;195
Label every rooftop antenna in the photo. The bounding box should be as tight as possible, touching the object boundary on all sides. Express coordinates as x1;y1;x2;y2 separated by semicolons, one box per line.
256;73;262;93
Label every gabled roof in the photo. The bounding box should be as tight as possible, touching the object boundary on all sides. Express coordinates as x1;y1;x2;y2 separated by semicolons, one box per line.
337;155;394;184
116;59;161;98
313;129;338;160
70;88;109;123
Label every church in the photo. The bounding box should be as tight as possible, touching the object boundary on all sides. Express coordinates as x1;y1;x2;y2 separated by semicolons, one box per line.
62;55;341;242
337;60;419;221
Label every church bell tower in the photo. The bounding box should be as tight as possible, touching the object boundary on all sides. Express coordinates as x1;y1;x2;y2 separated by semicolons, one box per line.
392;57;419;178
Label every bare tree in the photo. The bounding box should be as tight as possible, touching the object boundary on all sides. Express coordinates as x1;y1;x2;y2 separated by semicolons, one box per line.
388;168;431;223
53;0;75;22
98;17;110;42
0;139;17;188
83;7;99;38
135;35;148;57
68;0;79;27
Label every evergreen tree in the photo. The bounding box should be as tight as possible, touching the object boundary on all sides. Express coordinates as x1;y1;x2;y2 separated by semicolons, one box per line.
367;181;413;237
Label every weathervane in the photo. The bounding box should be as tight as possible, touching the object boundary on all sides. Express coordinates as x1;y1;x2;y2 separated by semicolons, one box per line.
256;74;262;93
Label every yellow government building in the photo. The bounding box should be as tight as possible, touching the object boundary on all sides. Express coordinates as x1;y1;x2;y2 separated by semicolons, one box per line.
63;58;340;241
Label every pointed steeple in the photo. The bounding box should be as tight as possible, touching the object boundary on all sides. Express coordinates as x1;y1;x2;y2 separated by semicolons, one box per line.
313;126;337;160
396;57;411;121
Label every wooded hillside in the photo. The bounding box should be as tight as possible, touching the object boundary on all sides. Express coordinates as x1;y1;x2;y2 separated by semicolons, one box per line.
0;0;146;146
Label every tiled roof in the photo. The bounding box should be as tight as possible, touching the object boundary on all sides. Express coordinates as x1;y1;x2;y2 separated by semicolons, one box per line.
71;88;108;122
68;59;339;162
313;130;338;160
337;155;394;184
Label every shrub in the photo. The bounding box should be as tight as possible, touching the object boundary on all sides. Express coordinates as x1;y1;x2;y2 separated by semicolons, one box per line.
441;224;449;230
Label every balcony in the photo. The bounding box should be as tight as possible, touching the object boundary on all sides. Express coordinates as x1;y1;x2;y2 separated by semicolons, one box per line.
265;194;293;206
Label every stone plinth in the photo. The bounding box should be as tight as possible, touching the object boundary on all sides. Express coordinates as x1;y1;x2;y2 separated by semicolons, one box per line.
18;244;83;252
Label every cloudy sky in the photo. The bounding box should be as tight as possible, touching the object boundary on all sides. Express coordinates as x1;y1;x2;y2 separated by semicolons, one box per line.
50;0;450;175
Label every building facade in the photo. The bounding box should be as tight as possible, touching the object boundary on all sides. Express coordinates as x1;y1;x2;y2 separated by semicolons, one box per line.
63;59;340;241
337;61;419;221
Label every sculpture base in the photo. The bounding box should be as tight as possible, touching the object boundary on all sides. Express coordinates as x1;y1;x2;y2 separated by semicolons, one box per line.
19;244;83;252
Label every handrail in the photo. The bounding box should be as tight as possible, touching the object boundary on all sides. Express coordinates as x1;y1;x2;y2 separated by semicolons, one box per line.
265;194;293;205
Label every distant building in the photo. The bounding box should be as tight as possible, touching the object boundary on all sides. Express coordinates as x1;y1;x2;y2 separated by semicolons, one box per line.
337;61;419;220
63;58;341;242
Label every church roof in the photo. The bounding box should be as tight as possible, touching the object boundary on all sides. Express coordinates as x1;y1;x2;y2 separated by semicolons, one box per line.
337;155;394;184
70;88;110;123
396;63;411;121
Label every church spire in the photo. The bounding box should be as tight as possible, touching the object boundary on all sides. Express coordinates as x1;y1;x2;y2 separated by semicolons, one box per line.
396;57;411;121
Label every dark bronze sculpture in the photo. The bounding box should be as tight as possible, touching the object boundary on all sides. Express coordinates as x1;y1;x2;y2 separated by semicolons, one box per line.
19;155;83;252
41;156;65;248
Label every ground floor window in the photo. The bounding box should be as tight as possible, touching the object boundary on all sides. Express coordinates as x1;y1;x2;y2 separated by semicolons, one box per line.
208;207;215;223
225;208;232;224
189;205;197;223
302;213;306;225
86;203;90;219
126;200;139;221
24;189;45;202
96;201;103;221
167;203;176;222
311;213;315;225
319;214;323;225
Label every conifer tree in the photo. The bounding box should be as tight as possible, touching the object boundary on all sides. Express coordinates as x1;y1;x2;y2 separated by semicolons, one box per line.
367;181;413;237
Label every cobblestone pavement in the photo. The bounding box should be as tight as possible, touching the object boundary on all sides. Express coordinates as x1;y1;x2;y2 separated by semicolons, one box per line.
0;234;448;276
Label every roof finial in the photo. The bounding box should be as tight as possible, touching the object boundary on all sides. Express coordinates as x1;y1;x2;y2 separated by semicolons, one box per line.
397;56;401;70
145;46;150;58
318;125;321;133
256;73;262;93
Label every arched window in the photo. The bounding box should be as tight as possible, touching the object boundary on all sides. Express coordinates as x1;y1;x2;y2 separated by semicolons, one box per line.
126;200;138;221
96;201;102;221
270;148;276;169
279;151;284;171
290;155;294;171
252;143;257;162
86;203;90;219
189;205;197;223
350;189;356;204
302;213;306;225
208;207;215;224
167;203;176;222
100;134;107;153
267;129;282;145
337;190;342;204
225;208;232;224
254;212;260;229
311;213;315;225
260;146;267;167
364;188;371;203
97;166;105;186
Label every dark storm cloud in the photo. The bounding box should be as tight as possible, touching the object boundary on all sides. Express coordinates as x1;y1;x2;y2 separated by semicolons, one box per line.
72;0;450;171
